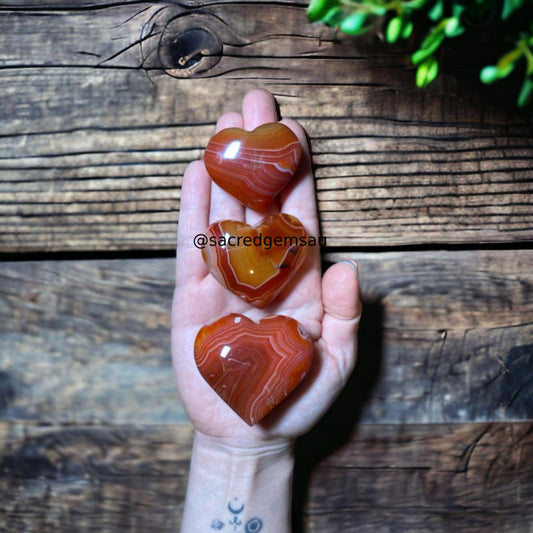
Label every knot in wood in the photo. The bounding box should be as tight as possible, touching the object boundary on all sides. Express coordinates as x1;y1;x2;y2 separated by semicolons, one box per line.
157;13;222;78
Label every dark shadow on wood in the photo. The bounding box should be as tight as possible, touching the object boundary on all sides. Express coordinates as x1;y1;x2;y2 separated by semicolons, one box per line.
0;372;17;413
291;300;384;533
439;4;533;117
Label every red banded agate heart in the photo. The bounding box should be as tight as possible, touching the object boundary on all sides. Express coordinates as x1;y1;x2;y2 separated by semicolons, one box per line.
201;213;308;308
204;123;302;211
194;313;313;425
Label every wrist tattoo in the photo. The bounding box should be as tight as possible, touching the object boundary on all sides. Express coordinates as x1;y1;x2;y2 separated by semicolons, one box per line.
210;498;263;532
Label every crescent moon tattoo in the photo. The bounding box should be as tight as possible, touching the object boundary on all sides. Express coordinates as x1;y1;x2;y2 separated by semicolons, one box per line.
228;499;244;514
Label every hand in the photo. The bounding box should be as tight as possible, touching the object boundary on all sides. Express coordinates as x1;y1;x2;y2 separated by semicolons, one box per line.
171;89;362;444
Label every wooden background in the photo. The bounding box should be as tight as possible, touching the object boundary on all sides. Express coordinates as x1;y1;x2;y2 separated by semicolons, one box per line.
1;1;532;531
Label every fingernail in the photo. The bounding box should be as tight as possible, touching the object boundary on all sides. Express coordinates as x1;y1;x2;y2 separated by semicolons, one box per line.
338;259;358;274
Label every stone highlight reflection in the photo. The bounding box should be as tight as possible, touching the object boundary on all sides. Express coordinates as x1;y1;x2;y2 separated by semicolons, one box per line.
201;213;308;308
204;123;302;211
194;313;313;425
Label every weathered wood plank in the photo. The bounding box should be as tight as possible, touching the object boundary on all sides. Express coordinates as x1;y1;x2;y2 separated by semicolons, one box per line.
297;422;533;532
0;421;531;532
0;422;192;533
329;250;533;424
1;251;531;425
0;258;185;424
1;3;531;251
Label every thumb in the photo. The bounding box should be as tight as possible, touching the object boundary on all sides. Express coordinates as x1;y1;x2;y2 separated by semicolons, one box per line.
320;260;362;381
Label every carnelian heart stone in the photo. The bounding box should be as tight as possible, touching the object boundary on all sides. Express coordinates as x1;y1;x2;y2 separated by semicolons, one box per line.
202;213;308;308
194;313;313;425
204;123;302;211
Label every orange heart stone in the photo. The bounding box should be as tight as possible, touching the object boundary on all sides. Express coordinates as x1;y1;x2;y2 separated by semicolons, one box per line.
194;313;313;425
204;123;302;211
202;213;308;308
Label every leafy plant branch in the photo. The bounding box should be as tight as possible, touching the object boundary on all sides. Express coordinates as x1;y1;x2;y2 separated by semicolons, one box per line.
307;0;533;108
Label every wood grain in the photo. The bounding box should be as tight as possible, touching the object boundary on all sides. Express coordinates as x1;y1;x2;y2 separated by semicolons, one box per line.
0;421;531;532
0;422;192;533
1;3;531;530
1;2;532;251
0;258;185;424
297;421;533;532
327;250;533;424
1;251;531;425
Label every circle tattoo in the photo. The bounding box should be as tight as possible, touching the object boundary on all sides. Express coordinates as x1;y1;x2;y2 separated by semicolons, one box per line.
245;517;263;532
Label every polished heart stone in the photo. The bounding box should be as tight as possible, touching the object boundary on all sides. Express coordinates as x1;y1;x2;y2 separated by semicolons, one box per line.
194;313;313;425
204;123;302;211
202;213;308;308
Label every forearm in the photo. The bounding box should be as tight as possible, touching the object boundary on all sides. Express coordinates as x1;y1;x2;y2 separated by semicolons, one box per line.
181;431;294;533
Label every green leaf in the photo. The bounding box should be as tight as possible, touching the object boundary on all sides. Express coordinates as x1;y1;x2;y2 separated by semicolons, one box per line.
338;12;367;35
452;4;465;18
402;20;414;39
497;48;523;74
412;48;431;65
426;56;439;83
416;63;428;87
321;6;345;26
369;6;387;16
517;77;533;107
420;26;445;50
416;55;439;87
403;0;426;10
386;17;403;43
480;65;500;84
497;61;516;78
307;0;334;22
480;57;517;84
502;0;524;20
428;0;443;21
412;29;445;65
444;17;464;38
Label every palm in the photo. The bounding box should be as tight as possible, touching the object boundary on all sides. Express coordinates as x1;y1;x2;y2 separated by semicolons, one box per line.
171;90;360;442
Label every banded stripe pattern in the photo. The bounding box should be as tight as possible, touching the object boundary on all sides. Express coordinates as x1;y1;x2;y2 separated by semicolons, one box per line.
194;313;313;425
201;213;308;308
204;123;302;211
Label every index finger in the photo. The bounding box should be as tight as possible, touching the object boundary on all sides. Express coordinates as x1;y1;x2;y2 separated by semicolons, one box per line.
175;160;211;286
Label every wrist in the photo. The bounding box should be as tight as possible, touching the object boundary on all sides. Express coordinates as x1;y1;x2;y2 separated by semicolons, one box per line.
193;429;293;462
191;430;294;502
181;431;294;532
